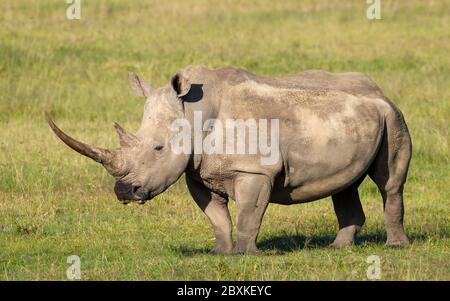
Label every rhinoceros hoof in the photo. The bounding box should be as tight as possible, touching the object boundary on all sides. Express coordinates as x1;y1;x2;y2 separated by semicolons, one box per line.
209;247;232;255
328;241;354;249
385;239;410;248
232;245;261;255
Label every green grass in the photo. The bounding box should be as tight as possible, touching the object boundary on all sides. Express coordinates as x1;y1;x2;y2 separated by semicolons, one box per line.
0;0;449;280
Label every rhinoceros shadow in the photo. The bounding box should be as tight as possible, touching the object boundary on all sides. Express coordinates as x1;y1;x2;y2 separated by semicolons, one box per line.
171;230;426;256
258;233;377;253
257;231;426;254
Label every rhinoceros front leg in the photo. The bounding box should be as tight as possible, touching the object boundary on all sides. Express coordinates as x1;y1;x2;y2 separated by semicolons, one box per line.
232;174;272;255
186;175;233;255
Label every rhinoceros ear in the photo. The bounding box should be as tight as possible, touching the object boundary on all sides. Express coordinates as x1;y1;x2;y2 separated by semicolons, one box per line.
171;72;191;98
128;71;153;98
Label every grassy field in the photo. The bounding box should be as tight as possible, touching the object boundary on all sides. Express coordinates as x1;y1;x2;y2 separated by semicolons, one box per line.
0;0;449;280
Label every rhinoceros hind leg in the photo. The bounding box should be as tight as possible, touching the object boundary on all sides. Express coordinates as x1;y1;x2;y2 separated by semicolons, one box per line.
378;190;410;247
368;110;411;247
330;184;365;249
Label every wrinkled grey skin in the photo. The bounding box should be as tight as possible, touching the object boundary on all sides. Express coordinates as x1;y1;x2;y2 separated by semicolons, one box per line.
47;65;412;254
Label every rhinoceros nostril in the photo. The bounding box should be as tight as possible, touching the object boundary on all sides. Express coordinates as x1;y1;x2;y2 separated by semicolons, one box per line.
132;186;141;194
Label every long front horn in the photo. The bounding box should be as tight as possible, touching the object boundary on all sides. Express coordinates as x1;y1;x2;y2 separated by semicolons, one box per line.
45;112;123;176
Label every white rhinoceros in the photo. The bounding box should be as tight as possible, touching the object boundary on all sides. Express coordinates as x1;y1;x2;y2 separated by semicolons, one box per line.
47;65;412;254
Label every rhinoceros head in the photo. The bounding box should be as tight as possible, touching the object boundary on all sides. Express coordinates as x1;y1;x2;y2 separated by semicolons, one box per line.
46;71;192;204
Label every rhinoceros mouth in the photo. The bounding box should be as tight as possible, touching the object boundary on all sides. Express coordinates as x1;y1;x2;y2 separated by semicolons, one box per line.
114;181;154;204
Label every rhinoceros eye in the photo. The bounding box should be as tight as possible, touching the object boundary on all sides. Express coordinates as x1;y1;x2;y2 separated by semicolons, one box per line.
154;145;164;151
